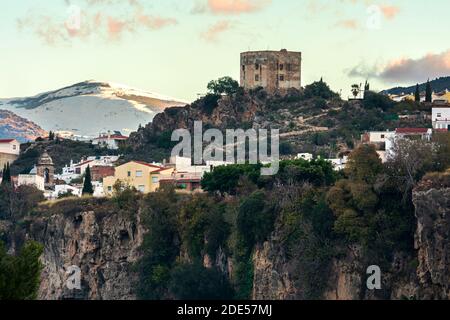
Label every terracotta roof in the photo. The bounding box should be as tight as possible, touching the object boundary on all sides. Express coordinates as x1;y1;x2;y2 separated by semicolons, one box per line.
434;129;449;133
396;128;429;134
132;161;164;169
151;167;174;173
95;135;128;140
0;139;16;143
75;160;94;167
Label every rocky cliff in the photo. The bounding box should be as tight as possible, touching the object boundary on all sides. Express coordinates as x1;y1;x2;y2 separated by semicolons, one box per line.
22;205;144;300
3;184;449;300
251;185;450;300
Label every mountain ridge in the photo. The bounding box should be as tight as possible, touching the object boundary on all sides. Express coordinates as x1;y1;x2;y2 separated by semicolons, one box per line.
0;81;188;138
381;76;450;95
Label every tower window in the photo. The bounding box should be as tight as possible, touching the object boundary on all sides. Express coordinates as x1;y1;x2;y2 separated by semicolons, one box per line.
255;75;260;82
279;75;285;81
279;64;284;71
255;64;259;70
287;64;291;71
242;65;245;71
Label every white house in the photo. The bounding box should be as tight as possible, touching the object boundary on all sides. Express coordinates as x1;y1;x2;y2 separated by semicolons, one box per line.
92;132;128;150
432;107;450;130
56;156;120;183
296;153;313;161
169;156;233;177
17;174;45;191
0;139;20;169
52;184;82;198
0;139;20;155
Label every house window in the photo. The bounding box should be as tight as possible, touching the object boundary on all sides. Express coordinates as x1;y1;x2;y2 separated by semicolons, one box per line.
279;64;284;71
127;171;131;177
255;75;260;82
255;63;259;70
107;186;112;192
381;135;385;139
136;170;143;177
138;185;145;193
279;75;285;81
12;145;17;150
152;177;159;184
437;113;442;117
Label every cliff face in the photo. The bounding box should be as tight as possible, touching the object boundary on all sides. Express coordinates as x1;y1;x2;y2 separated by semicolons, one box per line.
26;209;144;300
4;185;449;300
252;186;450;300
414;188;450;299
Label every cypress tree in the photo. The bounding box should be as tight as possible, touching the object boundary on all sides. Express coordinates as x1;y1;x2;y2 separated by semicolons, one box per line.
415;84;420;102
425;79;432;103
1;163;11;185
82;165;94;195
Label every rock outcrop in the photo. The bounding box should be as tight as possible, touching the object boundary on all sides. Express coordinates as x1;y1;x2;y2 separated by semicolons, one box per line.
414;187;450;299
26;209;144;300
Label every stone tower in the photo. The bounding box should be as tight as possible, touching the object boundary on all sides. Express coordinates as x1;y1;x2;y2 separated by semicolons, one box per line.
240;49;302;94
36;151;55;189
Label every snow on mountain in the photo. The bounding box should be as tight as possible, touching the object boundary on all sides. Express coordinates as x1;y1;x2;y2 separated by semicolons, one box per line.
0;81;188;138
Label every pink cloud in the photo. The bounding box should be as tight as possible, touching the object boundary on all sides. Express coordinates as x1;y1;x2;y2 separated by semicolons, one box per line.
207;0;271;14
201;20;233;42
349;50;450;83
335;19;359;29
17;0;177;45
380;5;400;20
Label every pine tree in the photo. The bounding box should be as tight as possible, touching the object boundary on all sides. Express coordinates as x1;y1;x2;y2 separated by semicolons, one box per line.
415;84;421;102
82;165;94;195
425;79;432;103
1;163;11;186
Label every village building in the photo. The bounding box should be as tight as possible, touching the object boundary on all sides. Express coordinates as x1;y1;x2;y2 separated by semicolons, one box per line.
432;107;450;130
240;49;302;93
103;161;174;195
36;151;55;190
92;132;128;150
56;156;119;183
296;153;314;161
0;139;20;169
17;171;45;191
159;172;203;193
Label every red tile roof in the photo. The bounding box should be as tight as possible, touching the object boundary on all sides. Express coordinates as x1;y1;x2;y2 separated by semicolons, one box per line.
132;161;165;169
0;139;16;143
75;160;94;167
396;128;429;134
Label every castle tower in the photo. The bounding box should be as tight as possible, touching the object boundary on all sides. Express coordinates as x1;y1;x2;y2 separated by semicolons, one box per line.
240;49;302;94
36;151;55;189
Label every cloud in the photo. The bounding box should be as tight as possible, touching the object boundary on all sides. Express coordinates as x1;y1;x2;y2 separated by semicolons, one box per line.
380;5;400;20
201;20;234;42
194;0;271;15
349;50;450;83
335;19;359;29
17;0;177;45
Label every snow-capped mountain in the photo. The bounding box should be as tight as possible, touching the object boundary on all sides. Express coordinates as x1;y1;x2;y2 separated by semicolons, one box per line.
0;81;188;138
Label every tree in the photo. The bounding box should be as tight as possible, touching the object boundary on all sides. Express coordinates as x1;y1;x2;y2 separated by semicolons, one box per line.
169;263;233;300
425;79;432;103
345;144;383;184
351;84;361;99
48;131;55;141
207;76;239;96
0;241;44;300
1;163;11;186
415;84;420;102
304;80;338;100
82;165;94;195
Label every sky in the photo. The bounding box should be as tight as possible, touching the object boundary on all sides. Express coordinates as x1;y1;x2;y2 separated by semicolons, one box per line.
1;0;450;102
